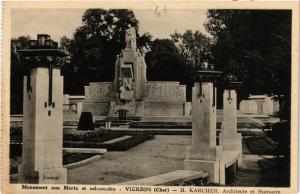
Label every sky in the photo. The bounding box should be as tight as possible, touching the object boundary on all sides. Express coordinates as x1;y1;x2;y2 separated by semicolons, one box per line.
11;9;209;42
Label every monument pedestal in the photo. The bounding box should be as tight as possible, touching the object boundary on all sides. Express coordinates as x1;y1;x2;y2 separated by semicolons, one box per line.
184;160;225;184
18;67;67;184
18;166;67;184
219;89;243;164
219;133;242;164
184;145;224;183
184;81;225;184
18;36;67;184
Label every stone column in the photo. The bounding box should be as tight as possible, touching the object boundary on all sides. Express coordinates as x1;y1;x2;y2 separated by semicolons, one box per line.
184;82;224;183
219;89;242;164
18;34;67;184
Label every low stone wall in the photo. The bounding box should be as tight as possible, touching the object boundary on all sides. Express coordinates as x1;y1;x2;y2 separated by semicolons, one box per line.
144;81;186;102
82;102;111;116
84;82;115;102
143;82;187;116
239;95;280;116
144;102;186;116
82;81;189;117
82;82;115;116
240;100;258;114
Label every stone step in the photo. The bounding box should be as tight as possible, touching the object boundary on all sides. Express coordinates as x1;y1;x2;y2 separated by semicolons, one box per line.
63;148;107;154
102;135;132;144
110;127;192;135
117;170;208;186
105;116;142;121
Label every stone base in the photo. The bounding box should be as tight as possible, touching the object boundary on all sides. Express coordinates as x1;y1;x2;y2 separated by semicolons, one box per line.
118;124;129;128
185;145;223;161
18;165;67;184
219;133;242;164
184;159;225;184
184;145;225;184
144;102;186;116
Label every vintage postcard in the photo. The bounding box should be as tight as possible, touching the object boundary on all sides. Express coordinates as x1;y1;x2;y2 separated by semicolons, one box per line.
1;1;299;194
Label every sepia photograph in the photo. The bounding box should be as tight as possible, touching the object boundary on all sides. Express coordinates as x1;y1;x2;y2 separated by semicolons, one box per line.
2;1;299;194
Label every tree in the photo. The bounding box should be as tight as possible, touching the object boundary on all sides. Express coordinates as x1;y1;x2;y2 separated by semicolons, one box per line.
10;36;31;114
10;35;70;114
206;10;292;178
171;30;212;69
170;30;213;101
206;10;291;117
145;39;186;82
59;36;72;52
62;9;151;95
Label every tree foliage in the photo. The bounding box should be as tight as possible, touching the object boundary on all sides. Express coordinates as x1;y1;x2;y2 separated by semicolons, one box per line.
145;39;186;82
171;30;212;69
169;30;213;101
10;9;292;118
10;36;31;114
62;9;151;95
206;10;291;119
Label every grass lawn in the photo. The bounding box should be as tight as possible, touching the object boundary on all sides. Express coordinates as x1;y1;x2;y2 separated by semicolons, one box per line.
243;136;276;155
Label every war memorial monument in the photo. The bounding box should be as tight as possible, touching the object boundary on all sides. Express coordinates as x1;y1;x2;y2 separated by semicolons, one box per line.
7;8;294;193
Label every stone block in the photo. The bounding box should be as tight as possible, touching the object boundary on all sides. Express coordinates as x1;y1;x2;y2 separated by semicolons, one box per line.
185;145;223;161
84;82;114;102
239;100;258;114
184;159;225;184
184;102;191;116
22;139;63;171
144;82;186;103
219;133;242;164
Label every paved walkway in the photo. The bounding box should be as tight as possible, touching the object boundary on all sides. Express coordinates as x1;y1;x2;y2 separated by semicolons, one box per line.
67;135;263;186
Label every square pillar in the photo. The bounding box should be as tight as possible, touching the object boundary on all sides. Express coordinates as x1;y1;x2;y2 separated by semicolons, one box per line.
17;34;67;184
184;82;224;184
219;89;242;164
19;68;67;184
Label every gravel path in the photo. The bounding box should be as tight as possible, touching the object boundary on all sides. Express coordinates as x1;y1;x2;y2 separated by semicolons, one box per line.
67;135;190;185
67;135;261;186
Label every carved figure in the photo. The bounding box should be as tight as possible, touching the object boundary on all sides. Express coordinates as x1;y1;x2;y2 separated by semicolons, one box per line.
125;27;136;50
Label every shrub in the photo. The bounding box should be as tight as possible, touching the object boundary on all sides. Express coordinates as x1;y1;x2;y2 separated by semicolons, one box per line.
63;128;110;141
78;112;94;131
267;121;290;156
64;134;154;151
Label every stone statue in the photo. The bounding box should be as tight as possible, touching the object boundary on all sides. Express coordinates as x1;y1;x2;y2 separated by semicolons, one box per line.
125;27;136;50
